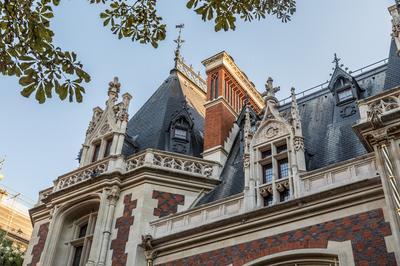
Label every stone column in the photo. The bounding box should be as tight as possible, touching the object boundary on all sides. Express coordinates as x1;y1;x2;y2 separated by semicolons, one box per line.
97;185;120;266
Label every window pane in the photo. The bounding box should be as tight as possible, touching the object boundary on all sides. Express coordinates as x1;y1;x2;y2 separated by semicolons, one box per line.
276;144;287;153
72;246;83;266
261;149;271;158
280;189;290;202
79;223;88;238
278;158;289;179
174;129;187;140
92;143;101;162
264;194;273;206
103;139;113;158
263;164;273;183
338;89;353;102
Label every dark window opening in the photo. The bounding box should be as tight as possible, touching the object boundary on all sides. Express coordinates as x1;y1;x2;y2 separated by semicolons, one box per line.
72;246;83;266
92;143;101;162
278;158;289;179
78;223;88;238
263;164;273;183
264;194;273;206
103;138;113;158
280;189;290;202
276;144;287;154
261;149;272;158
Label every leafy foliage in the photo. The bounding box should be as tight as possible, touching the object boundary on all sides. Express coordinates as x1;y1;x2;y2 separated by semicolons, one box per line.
0;0;296;103
0;231;24;266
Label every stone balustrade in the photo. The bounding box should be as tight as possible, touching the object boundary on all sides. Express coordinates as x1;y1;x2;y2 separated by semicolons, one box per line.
50;149;219;194
125;149;220;179
148;194;244;238
300;154;377;196
52;158;110;193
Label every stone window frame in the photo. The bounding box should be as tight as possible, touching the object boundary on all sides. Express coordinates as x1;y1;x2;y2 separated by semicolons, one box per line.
90;133;114;163
257;137;293;206
66;212;98;266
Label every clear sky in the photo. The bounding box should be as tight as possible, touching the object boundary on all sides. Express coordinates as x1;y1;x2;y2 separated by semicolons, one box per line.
0;0;395;203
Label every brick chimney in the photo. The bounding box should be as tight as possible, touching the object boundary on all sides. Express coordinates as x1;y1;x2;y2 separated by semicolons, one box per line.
202;51;264;164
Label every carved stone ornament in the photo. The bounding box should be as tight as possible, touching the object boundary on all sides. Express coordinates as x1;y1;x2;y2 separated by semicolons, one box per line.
243;156;250;168
107;185;120;203
260;185;273;197
265;125;279;138
141;234;158;265
294;136;305;151
100;123;111;135
276;181;289;192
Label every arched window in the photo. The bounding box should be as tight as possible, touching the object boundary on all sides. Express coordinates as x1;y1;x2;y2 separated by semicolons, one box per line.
52;201;100;266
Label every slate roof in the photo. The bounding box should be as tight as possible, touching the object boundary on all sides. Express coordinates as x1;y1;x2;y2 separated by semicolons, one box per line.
197;40;398;206
384;39;400;90
122;69;204;157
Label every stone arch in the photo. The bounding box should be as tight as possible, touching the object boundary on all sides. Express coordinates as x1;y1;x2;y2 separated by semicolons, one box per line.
41;195;101;266
245;249;341;266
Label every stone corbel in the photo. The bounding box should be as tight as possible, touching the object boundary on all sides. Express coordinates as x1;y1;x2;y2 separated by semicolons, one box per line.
141;234;158;266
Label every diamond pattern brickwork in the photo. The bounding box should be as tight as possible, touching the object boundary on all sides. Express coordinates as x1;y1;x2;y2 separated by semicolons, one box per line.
158;209;396;266
27;222;49;266
110;193;137;266
152;190;185;218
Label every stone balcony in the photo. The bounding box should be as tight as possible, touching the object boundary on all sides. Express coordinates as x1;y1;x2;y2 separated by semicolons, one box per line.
147;194;244;239
44;149;220;198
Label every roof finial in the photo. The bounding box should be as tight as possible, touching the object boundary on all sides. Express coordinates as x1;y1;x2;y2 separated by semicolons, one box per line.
174;24;185;66
263;77;280;99
332;53;341;67
108;76;121;102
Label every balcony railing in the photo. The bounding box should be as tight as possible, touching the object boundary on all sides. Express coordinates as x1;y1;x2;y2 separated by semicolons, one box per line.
125;149;219;179
52;158;110;193
300;154;377;196
148;194;244;238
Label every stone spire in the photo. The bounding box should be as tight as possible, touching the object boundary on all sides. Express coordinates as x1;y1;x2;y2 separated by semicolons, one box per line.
389;1;400;55
290;87;302;136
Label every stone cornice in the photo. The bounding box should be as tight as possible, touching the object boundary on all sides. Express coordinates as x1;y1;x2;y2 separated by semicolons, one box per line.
202;51;265;110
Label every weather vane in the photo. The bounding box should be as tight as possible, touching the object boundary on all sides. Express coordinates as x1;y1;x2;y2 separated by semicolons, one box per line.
174;24;185;64
332;53;341;67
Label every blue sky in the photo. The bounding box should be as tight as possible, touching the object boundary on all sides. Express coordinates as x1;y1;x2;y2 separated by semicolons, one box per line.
0;0;395;202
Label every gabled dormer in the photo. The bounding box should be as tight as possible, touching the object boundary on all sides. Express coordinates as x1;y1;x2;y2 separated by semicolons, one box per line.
328;54;362;106
244;78;306;210
80;77;132;167
168;101;195;155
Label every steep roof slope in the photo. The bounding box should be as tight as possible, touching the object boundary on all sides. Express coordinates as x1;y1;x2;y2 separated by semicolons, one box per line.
122;70;205;157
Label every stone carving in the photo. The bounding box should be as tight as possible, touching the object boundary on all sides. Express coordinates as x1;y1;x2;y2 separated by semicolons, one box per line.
259;185;273;197
294;136;304;151
340;105;357;118
125;150;216;178
276;180;290;192
53;160;109;192
100;123;110;135
142;234;158;266
107;185;120;203
265;125;279;138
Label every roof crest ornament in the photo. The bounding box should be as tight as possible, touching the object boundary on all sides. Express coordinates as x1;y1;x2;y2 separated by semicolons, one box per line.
174;23;185;67
332;53;341;67
262;77;280;103
108;76;121;103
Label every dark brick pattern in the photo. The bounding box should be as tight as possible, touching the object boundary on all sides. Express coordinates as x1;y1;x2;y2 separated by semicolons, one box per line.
27;222;49;266
152;190;185;218
158;209;396;266
110;194;137;266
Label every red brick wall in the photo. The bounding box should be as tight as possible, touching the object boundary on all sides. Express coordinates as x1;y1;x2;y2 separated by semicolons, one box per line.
204;102;236;151
27;222;49;266
158;209;396;266
153;190;185;218
110;194;137;266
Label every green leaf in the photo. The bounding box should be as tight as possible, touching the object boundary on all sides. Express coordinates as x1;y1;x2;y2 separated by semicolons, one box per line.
35;86;46;103
20;84;36;98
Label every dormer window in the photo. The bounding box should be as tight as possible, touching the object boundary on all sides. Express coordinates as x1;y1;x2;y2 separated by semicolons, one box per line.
169;116;193;155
